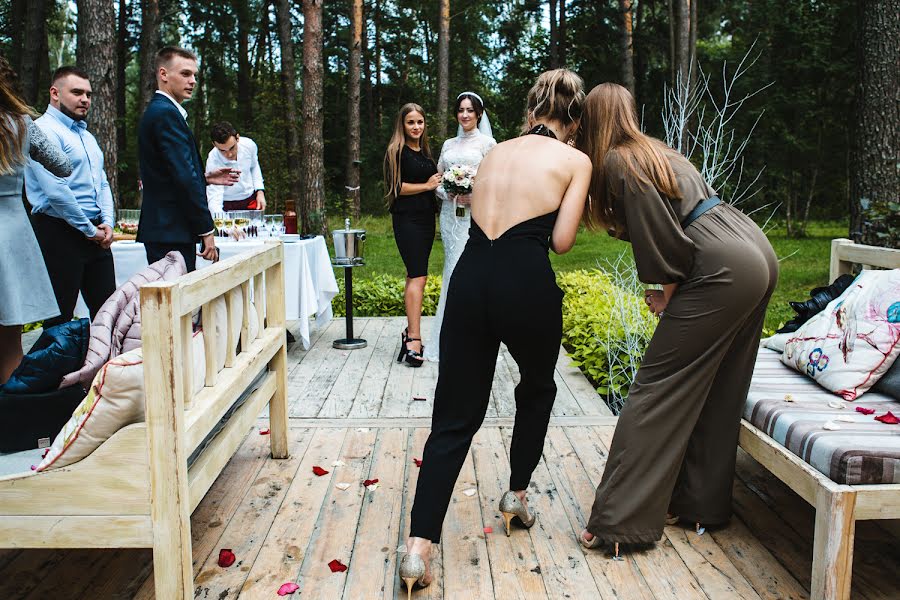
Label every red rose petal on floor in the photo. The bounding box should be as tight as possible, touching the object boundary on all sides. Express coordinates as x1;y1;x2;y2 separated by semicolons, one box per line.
217;548;236;568
413;458;422;467
483;527;493;534
855;407;876;415
277;582;300;595
328;559;348;573
362;478;379;487
259;428;270;435
875;411;900;424
312;466;330;476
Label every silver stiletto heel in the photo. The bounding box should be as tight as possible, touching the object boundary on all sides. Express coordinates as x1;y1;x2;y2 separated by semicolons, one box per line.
499;490;536;536
399;552;430;599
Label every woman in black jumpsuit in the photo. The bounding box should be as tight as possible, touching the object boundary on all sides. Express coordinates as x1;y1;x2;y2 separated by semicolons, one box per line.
398;70;592;598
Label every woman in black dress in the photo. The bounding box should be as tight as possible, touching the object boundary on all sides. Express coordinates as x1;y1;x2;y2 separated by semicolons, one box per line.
383;103;441;367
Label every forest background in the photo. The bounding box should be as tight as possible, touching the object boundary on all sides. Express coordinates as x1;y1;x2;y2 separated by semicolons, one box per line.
2;0;897;247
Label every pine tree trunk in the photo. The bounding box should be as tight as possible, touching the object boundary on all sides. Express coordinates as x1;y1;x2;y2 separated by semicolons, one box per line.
674;0;691;91
237;0;253;128
139;0;160;111
10;0;26;81
300;0;326;236
276;0;303;214
346;0;362;220
549;0;558;69
22;0;51;107
667;0;675;88
77;0;119;203
436;0;450;139
116;0;129;202
851;0;900;247
374;0;382;129
361;1;375;137
618;0;635;98
558;0;566;66
688;0;698;93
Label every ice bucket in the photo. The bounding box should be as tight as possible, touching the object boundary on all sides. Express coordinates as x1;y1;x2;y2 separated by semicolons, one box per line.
332;218;366;265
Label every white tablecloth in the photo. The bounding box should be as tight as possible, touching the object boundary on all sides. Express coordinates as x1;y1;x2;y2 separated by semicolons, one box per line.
75;236;338;349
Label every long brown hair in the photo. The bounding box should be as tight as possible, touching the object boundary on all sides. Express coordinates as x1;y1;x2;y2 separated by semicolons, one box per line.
383;103;433;204
577;83;681;231
0;56;37;176
522;68;584;133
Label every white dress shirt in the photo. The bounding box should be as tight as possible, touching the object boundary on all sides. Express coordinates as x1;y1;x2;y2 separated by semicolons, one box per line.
205;136;265;213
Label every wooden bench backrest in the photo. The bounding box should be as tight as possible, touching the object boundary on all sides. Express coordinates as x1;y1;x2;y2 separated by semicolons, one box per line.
829;238;900;282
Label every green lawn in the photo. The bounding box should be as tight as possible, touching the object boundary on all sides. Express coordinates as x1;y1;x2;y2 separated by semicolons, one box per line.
331;215;846;333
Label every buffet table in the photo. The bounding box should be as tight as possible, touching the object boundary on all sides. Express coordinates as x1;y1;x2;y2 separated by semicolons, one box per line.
74;236;338;349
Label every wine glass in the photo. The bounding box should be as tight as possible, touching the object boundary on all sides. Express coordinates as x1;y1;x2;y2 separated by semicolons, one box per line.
272;215;284;236
213;212;225;237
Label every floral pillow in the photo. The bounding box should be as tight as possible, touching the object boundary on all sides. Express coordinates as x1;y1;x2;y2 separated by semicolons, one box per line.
782;269;900;400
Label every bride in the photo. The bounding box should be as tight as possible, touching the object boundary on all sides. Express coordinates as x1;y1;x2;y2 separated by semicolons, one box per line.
425;92;496;362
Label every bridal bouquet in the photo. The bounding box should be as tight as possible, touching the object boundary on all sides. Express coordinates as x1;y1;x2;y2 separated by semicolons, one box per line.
442;164;477;204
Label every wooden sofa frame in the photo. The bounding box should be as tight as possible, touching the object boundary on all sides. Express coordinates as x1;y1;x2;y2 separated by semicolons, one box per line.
0;241;289;599
738;238;900;600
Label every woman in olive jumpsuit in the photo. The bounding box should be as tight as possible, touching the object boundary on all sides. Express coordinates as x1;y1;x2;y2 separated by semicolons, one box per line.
577;83;778;552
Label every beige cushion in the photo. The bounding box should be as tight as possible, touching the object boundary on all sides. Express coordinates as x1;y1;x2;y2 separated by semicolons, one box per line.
782;269;900;400
37;333;206;471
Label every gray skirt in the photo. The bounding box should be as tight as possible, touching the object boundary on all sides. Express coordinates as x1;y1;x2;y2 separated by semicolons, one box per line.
0;195;60;326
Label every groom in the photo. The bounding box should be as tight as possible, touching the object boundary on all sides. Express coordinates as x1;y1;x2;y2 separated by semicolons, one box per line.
137;46;238;271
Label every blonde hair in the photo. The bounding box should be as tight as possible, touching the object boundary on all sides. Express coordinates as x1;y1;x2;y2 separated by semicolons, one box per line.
522;68;585;133
0;56;37;176
383;103;434;205
577;83;681;232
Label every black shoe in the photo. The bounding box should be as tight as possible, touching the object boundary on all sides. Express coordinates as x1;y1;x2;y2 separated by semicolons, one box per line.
397;328;409;363
404;337;425;367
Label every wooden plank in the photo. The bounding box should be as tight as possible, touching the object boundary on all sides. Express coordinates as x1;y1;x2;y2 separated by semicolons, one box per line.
181;314;194;409
292;324;360;418
811;487;856;600
0;550;68;599
665;525;763;600
0;516;152;548
495;426;602;598
347;316;402;418
253;272;266;338
440;431;493;599
471;427;548;599
409;349;439;419
282;416;620;429
190;428;313;599
224;288;237;368
378;331;417;419
286;319;346;414
66;549;151;600
851;485;900;520
140;281;194;600
265;260;289;459
551;427;655;600
342;427;407;597
202;299;219;388
176;243;280;316
707;516;808;600
237;428;347;597
295;428;378;597
397;427;444;600
317;318;378;418
490;350;517;417
555;347;611;416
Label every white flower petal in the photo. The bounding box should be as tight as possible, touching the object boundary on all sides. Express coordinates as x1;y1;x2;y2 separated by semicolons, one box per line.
823;421;841;431
335;482;352;491
462;488;477;497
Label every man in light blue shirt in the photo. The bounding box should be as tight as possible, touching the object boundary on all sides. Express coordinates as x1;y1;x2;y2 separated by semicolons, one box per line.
25;66;117;326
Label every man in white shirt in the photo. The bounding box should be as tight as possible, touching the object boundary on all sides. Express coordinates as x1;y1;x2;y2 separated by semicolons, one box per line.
206;121;266;213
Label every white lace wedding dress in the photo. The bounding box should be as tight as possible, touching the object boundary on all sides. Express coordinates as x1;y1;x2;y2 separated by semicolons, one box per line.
425;128;496;361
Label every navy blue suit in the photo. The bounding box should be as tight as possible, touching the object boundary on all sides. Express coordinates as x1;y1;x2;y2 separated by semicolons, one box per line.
137;93;213;271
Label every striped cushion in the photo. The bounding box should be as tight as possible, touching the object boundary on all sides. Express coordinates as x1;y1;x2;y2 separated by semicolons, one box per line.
744;348;900;485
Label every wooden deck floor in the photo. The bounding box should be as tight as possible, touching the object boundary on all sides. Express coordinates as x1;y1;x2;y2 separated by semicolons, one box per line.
5;317;900;599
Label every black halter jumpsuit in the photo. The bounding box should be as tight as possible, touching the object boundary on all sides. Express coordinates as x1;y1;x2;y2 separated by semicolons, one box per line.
409;127;565;542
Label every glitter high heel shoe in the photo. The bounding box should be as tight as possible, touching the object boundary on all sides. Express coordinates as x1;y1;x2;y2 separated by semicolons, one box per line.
499;490;536;536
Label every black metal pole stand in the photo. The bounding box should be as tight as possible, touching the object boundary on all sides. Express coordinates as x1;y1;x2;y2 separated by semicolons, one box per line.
333;264;367;349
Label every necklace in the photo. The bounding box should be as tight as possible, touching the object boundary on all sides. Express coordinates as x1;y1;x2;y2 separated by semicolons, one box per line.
526;124;558;140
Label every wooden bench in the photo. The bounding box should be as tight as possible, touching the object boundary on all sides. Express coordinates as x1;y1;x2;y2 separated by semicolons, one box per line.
0;241;289;599
738;238;900;600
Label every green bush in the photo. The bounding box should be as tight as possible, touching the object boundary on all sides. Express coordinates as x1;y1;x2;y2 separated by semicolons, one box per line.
332;273;444;317
558;269;657;414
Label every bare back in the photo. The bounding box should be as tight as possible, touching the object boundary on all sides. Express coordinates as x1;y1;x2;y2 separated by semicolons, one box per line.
470;133;591;253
